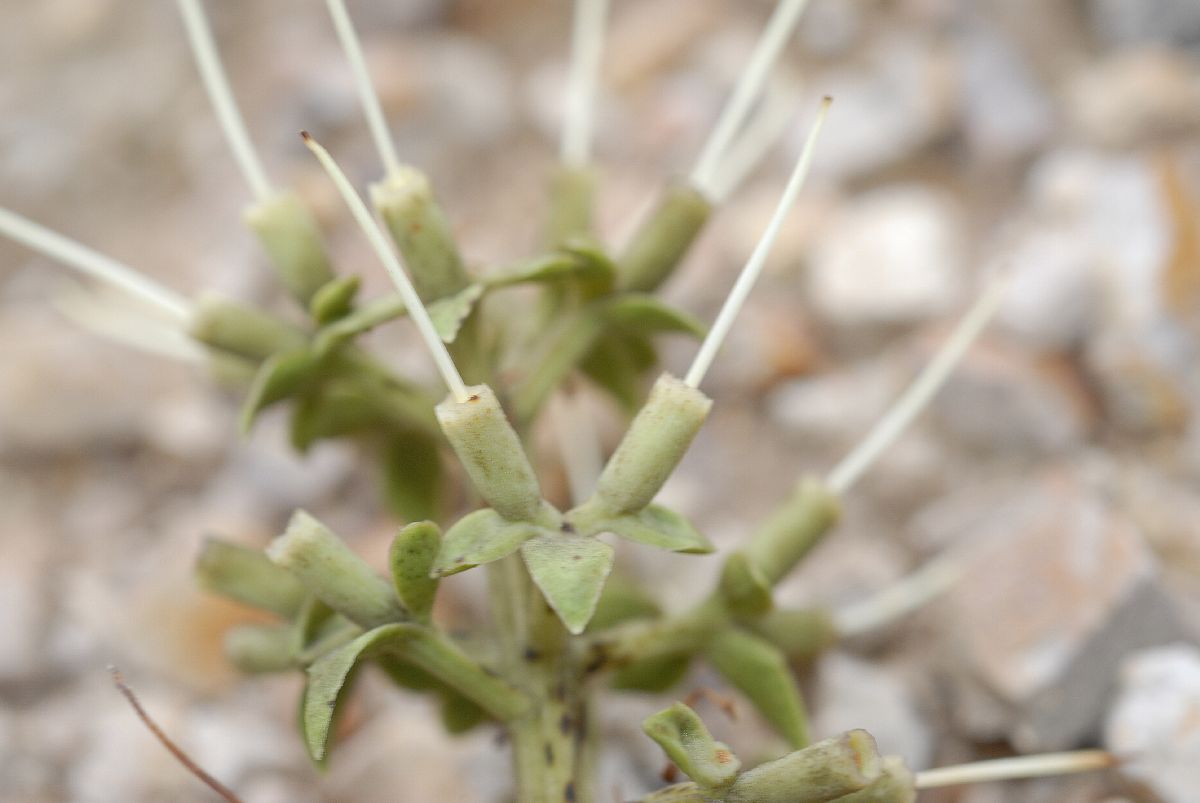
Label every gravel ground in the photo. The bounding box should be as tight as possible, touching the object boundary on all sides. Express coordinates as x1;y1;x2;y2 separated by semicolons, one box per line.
2;1;1199;801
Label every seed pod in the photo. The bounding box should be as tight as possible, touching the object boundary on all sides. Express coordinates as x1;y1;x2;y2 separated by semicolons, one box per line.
244;192;335;304
586;373;711;516
436;384;546;522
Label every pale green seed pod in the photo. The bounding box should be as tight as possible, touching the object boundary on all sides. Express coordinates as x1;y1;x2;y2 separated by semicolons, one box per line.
224;623;295;673
589;372;711;516
725;730;883;803
371;167;469;303
436;384;546;522
188;293;306;361
267;510;403;629
617;182;712;292
195;537;307;618
829;757;915;803
244;192;335;304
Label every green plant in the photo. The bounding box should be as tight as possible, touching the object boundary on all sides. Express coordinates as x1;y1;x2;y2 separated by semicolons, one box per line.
0;1;1122;801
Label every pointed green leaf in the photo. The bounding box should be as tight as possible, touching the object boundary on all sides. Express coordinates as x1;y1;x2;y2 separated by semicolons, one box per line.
602;294;706;339
719;551;774;617
706;628;810;749
830;757;916;802
304;623;527;761
312;294;408;356
389;521;441;622
642;703;741;790
574;504;714;554
521;533;614;635
380;434;443;523
239;349;319;434
289;384;381;452
427;282;484;343
309;275;361;324
433;509;546;577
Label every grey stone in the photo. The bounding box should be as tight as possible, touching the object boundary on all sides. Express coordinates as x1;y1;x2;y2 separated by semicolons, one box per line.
936;471;1190;750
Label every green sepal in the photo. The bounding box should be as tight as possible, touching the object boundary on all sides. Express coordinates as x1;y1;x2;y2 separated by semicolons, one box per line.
389;521;441;622
642;703;740;790
601;294;706;339
706;628;810;749
428;282;484;344
830;757;916;802
312;295;407;357
520;533;615;635
380;434;443;523
303;623;527;761
239;348;319;434
309;275;361;324
719;552;774;618
571;503;714;554
612;654;692;692
432;508;548;577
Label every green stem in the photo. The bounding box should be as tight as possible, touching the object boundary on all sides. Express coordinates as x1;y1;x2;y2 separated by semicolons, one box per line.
513;306;606;423
491;556;594;803
617;182;711;292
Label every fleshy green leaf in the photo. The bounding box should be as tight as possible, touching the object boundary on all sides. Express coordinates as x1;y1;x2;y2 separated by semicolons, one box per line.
706;628;810;749
427;282;484;343
439;691;489;734
312;294;407;356
601;294;706;339
588;576;662;631
304;624;526;761
432;509;546;577
719;552;774;617
574;504;714;554
485;253;584;287
612;654;692;693
521;533;614;635
380;434;443;523
389;522;441;622
239;349;318;434
642;703;741;790
485;243;615;291
290;384;380;452
580;331;647;412
309;275;361;324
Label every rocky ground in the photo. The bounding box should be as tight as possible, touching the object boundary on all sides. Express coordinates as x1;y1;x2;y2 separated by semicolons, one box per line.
1;1;1199;801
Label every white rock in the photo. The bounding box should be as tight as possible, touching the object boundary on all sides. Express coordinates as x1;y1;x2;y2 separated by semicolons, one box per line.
1105;644;1200;803
996;228;1102;352
813;652;933;771
808;185;965;327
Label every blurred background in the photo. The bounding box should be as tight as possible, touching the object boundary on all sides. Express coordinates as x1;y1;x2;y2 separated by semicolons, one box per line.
1;0;1199;800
